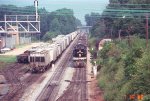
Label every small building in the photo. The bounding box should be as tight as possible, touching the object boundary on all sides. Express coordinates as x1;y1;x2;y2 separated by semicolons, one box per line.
0;26;31;49
0;37;5;49
98;39;112;50
4;26;19;48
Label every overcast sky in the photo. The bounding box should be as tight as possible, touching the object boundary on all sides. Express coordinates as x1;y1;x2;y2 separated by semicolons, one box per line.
0;0;109;24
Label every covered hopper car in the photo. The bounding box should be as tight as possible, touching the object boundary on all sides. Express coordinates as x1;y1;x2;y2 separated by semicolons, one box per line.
28;31;78;72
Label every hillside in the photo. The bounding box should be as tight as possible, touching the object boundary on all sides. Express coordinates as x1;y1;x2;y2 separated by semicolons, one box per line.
86;0;150;101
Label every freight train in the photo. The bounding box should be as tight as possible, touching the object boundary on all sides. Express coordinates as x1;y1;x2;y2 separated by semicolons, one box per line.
73;33;87;67
17;31;78;72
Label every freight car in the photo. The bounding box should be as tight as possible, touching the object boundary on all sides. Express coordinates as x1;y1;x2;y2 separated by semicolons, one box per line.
17;46;39;63
17;50;35;63
28;31;78;72
17;51;29;63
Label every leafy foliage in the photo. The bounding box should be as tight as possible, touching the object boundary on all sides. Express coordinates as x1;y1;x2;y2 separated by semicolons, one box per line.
96;37;150;101
85;0;150;39
42;31;57;42
0;5;81;41
85;12;101;26
46;8;81;36
85;1;150;101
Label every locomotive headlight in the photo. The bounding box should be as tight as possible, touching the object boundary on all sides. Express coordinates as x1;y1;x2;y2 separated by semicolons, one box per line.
79;54;81;57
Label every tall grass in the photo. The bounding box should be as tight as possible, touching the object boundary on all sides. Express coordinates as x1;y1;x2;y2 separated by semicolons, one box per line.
0;55;16;63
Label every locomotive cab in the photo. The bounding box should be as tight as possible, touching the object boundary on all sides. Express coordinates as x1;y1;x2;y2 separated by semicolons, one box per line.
73;43;87;68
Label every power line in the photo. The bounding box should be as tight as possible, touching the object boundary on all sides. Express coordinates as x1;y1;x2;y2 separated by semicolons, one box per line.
0;7;150;17
0;11;149;20
104;9;150;13
85;16;150;19
0;4;150;19
0;5;150;17
1;5;150;13
106;7;150;10
109;3;150;6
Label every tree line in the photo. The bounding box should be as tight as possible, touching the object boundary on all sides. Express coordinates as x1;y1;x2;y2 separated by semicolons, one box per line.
86;0;150;101
0;5;81;41
85;0;150;39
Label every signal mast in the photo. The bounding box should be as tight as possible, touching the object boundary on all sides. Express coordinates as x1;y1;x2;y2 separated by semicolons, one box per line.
34;0;38;21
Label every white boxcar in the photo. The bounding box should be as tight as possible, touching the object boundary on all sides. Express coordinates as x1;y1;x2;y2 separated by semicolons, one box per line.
67;34;72;44
64;36;69;47
55;41;63;54
47;44;57;62
58;38;66;51
66;35;71;43
28;31;79;73
53;35;66;51
70;31;77;40
55;43;62;57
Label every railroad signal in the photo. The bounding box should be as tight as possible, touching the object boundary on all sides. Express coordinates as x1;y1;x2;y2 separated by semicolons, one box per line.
129;94;135;100
129;94;144;100
34;0;39;21
137;94;144;100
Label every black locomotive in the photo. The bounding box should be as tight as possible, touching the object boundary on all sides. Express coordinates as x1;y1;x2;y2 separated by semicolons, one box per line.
73;43;87;67
73;43;87;58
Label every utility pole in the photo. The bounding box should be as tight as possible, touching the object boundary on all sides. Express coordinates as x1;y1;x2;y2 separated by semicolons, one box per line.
118;29;121;41
34;0;38;21
146;15;149;48
126;29;131;47
110;27;113;39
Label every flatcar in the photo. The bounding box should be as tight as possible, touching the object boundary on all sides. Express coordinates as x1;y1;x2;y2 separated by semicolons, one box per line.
73;43;87;67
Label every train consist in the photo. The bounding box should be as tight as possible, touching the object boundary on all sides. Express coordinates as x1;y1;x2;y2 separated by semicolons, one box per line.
73;33;87;67
17;31;78;72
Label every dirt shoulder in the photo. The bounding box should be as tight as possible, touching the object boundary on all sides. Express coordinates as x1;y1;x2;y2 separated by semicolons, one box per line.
0;42;42;56
87;48;104;101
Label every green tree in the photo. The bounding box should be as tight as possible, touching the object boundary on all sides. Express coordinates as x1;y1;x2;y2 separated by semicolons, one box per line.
85;12;101;26
42;31;57;41
0;5;81;41
50;18;61;33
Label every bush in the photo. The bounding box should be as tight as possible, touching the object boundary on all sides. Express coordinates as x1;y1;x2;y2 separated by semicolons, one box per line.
96;36;150;101
42;31;58;41
143;95;150;101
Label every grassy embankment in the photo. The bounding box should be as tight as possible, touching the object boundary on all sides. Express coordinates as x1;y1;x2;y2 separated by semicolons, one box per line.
0;55;16;70
88;37;150;101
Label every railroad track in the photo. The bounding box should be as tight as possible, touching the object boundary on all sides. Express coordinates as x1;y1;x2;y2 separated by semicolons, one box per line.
56;67;87;101
1;63;23;101
1;63;42;101
36;51;72;101
36;34;80;101
56;33;88;101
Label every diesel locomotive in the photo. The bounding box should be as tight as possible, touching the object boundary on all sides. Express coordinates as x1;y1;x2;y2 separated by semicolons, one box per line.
73;34;87;67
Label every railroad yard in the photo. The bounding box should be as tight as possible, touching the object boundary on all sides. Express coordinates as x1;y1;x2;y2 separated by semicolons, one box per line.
0;31;102;101
0;0;150;101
